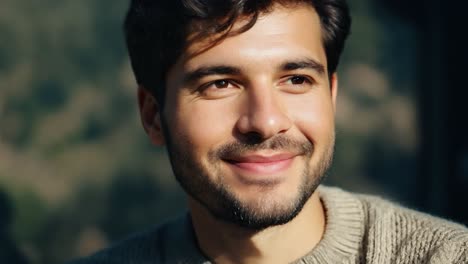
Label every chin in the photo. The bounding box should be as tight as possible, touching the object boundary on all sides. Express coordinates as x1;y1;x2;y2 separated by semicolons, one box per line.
208;179;318;230
219;197;308;230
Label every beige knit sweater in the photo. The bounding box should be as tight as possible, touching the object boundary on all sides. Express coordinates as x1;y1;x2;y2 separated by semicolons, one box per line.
71;186;468;264
298;186;468;263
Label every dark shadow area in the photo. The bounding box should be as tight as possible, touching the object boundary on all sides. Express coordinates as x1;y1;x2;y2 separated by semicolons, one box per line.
37;168;186;264
99;168;186;241
0;189;29;264
381;0;468;225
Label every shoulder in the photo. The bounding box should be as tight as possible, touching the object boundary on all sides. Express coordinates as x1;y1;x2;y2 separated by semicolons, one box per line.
67;225;164;264
66;215;189;264
318;186;468;263
67;213;209;264
355;190;468;263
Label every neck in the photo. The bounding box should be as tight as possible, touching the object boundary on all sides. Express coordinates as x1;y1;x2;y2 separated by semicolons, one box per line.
189;192;325;264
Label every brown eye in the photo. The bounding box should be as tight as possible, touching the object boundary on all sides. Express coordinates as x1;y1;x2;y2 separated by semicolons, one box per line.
280;75;314;94
214;80;230;88
290;76;306;85
197;79;240;99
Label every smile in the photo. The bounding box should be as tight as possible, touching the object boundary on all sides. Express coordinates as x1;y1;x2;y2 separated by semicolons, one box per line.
224;153;297;175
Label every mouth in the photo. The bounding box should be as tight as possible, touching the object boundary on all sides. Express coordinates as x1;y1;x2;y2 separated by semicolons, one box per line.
223;152;297;175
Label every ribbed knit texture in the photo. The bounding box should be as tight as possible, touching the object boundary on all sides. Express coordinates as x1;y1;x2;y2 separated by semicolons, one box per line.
70;186;468;264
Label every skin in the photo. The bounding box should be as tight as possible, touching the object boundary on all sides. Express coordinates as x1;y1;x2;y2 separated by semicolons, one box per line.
138;4;338;264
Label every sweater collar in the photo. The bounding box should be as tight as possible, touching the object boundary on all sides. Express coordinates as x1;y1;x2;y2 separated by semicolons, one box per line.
297;186;366;263
165;185;365;263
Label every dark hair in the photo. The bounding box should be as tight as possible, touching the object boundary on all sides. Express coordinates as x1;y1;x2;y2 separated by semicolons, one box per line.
124;0;351;105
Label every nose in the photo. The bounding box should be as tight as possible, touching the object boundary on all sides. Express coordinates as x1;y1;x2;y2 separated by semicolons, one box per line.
235;86;292;140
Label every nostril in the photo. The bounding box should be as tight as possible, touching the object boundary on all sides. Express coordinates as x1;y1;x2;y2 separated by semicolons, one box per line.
243;132;265;145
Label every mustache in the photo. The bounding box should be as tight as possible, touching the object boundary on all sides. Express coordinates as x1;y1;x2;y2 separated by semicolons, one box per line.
212;135;314;159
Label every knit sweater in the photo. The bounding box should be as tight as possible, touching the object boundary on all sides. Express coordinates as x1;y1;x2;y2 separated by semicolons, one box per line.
70;186;468;263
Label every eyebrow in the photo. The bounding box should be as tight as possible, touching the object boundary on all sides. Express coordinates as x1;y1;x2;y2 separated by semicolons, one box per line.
281;58;326;75
182;58;326;84
183;65;242;84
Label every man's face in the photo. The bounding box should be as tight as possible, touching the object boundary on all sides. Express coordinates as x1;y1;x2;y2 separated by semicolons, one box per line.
152;5;337;229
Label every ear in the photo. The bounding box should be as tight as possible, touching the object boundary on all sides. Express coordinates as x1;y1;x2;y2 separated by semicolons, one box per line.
137;86;165;145
330;73;339;114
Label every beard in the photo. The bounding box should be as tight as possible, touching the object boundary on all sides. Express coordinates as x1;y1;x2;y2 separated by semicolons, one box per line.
164;128;334;231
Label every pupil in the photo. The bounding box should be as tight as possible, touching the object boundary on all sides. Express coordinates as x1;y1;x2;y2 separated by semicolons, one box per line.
215;80;228;88
291;76;304;84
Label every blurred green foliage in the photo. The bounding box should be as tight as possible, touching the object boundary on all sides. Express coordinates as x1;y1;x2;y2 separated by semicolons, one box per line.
0;0;187;262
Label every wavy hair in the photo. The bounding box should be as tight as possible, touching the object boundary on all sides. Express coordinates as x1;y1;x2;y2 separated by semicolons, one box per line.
124;0;351;105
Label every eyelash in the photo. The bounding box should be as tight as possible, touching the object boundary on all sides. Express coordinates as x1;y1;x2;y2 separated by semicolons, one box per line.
284;75;315;86
198;74;315;92
199;79;237;91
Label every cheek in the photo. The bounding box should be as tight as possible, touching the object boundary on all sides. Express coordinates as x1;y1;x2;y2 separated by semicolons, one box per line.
286;93;335;143
170;99;237;150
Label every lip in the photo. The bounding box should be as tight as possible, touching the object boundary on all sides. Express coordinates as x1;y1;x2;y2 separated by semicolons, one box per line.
227;153;296;163
223;153;297;175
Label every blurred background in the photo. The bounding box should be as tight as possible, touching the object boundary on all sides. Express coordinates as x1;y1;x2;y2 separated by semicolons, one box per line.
0;0;467;263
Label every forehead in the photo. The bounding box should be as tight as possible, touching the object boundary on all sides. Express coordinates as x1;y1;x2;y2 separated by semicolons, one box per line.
171;5;326;77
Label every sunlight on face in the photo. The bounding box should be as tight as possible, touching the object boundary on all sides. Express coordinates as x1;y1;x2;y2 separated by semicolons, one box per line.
160;4;337;229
